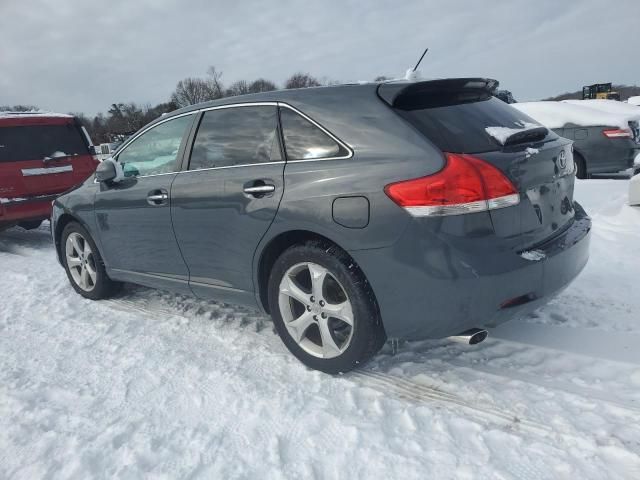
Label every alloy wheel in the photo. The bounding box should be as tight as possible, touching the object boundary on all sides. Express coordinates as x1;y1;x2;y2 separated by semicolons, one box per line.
278;262;354;359
65;232;97;292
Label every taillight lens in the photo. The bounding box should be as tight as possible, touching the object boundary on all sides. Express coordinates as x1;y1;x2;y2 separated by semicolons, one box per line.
384;153;519;217
602;128;633;139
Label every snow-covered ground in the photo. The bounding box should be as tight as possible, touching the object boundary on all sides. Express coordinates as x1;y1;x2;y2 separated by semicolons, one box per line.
1;180;639;479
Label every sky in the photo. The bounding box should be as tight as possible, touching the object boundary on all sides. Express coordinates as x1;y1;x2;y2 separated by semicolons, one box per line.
1;0;638;115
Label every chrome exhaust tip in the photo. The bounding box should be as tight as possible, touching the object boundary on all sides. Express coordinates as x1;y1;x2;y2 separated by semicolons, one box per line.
448;328;488;345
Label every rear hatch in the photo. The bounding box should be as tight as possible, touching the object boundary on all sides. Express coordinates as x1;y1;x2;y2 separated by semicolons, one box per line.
0;115;98;201
378;78;576;250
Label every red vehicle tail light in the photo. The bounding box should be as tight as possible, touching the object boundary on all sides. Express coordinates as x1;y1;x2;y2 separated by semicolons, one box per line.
384;152;520;216
602;128;633;139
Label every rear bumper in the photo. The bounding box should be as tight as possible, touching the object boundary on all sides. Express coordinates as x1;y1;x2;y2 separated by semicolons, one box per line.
350;202;591;339
0;194;57;227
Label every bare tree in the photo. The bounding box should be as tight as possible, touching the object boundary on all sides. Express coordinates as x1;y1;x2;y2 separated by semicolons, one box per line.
225;80;251;97
171;78;221;108
206;66;224;97
248;78;277;93
171;66;225;107
374;75;390;82
284;72;321;89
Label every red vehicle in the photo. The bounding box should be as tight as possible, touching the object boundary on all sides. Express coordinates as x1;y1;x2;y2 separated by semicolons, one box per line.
0;112;99;231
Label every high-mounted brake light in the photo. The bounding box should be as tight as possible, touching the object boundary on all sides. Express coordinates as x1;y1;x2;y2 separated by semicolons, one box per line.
602;128;633;139
384;153;520;217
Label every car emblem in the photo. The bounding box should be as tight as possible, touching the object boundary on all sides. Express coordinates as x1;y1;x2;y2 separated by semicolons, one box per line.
558;150;567;169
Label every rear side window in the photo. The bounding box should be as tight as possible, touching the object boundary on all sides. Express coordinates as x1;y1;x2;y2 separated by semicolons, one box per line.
395;96;543;153
279;108;348;160
189;106;280;170
0;123;89;163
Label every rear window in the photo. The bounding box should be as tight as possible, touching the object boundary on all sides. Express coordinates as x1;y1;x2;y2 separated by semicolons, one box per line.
395;96;543;153
0;123;89;163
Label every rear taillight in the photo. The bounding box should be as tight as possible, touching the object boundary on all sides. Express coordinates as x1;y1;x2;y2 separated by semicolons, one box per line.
602;128;633;139
384;153;520;217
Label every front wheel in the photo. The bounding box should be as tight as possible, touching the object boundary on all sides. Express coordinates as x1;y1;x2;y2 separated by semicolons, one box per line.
61;222;119;300
268;241;386;374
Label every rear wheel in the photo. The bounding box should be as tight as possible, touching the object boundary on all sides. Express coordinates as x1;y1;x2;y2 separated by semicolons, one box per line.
61;222;119;300
268;241;386;374
575;152;588;179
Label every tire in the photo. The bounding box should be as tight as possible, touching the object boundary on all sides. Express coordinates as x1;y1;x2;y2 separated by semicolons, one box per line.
18;220;43;230
61;222;120;300
575;152;588;179
268;240;386;374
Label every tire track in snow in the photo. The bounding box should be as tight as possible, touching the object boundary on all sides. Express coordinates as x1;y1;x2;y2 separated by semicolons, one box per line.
445;357;640;416
351;370;552;436
107;293;640;415
104;288;640;463
106;295;558;442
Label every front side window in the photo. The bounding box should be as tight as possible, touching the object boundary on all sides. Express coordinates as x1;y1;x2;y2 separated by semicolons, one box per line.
279;108;348;160
117;114;193;177
189;106;280;170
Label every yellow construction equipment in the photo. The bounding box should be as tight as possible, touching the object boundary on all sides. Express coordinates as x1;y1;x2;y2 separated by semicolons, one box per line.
582;83;620;100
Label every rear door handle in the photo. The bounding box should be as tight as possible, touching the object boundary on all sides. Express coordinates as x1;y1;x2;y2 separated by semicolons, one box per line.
147;189;169;205
243;185;276;195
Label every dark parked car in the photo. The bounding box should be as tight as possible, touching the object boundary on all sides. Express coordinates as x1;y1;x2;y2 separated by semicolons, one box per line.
51;79;591;373
0;112;99;231
512;102;639;178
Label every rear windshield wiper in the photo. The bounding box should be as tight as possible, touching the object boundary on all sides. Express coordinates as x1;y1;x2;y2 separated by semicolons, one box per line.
503;126;548;146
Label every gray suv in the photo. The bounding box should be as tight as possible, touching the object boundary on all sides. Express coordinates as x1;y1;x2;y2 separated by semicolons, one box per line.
51;79;591;373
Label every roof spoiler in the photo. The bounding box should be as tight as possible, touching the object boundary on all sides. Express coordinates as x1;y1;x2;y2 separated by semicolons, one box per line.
377;78;500;109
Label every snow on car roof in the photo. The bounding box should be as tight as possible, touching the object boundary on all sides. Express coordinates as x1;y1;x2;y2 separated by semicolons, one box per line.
562;99;640;122
512;101;631;130
0;111;73;118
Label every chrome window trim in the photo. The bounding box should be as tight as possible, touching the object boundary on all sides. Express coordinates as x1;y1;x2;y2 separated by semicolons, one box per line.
193;101;353;162
277;102;354;162
199;101;279;112
109;100;353;181
180;161;285;175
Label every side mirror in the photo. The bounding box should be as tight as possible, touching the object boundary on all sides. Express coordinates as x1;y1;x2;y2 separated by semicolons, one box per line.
95;158;124;183
89;145;98;155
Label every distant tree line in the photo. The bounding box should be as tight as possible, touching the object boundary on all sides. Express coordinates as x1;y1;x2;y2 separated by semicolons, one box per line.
10;65;637;145
2;67;332;144
85;67;330;144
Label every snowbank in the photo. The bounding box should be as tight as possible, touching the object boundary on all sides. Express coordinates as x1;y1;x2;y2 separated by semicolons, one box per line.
627;96;640;107
512;101;631;130
563;99;640;122
0;111;72;118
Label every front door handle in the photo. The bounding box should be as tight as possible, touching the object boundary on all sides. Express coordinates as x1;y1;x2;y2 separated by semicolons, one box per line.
243;185;276;195
147;189;169;205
